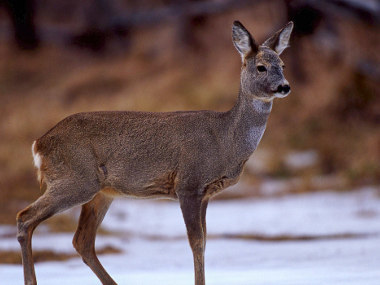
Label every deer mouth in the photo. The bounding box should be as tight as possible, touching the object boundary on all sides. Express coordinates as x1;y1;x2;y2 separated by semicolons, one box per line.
273;91;290;98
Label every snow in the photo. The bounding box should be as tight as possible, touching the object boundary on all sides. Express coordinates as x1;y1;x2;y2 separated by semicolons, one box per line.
284;150;318;170
1;187;380;284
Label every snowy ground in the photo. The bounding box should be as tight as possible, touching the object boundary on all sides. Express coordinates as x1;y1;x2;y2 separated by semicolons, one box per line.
1;187;380;284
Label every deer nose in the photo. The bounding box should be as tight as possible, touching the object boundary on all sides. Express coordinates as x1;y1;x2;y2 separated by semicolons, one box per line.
276;84;291;94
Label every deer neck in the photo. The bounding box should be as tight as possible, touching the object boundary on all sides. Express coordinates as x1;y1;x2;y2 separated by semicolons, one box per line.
225;88;273;158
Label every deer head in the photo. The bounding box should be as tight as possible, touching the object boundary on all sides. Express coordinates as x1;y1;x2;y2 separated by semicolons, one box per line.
232;21;294;102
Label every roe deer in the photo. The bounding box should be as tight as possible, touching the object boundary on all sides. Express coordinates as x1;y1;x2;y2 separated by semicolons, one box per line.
17;20;293;285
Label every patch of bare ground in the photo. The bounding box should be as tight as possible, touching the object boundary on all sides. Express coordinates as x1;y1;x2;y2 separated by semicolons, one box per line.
126;232;377;243
0;246;122;265
208;232;378;242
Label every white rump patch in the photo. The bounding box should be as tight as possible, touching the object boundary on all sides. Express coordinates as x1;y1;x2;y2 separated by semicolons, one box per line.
31;141;42;169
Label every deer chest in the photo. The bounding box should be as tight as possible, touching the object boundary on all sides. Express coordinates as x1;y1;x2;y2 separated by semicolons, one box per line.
202;160;246;198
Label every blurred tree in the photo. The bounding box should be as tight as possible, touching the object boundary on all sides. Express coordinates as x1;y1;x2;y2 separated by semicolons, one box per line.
70;0;129;52
1;0;39;50
284;0;379;82
173;0;208;51
284;0;324;81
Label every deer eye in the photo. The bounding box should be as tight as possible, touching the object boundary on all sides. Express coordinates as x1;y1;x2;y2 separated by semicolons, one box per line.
257;65;267;72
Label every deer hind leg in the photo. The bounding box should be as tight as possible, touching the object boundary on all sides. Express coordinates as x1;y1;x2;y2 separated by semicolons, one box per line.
72;192;116;285
179;194;209;285
16;181;100;285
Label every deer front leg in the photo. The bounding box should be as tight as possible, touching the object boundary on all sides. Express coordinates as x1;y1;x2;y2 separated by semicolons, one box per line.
179;194;209;285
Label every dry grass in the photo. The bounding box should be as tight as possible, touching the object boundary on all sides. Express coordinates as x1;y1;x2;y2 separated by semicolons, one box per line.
112;231;375;243
0;246;122;265
207;232;376;242
0;3;378;229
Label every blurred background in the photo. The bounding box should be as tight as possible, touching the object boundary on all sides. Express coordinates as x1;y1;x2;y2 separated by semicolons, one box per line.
0;0;379;281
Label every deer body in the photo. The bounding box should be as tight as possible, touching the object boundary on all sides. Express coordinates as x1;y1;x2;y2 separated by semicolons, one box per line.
17;21;293;285
35;97;270;200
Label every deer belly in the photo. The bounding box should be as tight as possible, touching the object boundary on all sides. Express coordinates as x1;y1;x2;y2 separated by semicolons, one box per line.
105;171;179;199
140;171;179;199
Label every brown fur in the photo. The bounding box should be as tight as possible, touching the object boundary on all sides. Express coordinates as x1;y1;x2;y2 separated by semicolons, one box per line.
17;21;293;285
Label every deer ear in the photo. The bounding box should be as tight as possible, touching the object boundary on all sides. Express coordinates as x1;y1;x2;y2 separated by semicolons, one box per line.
232;21;258;62
262;21;294;55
